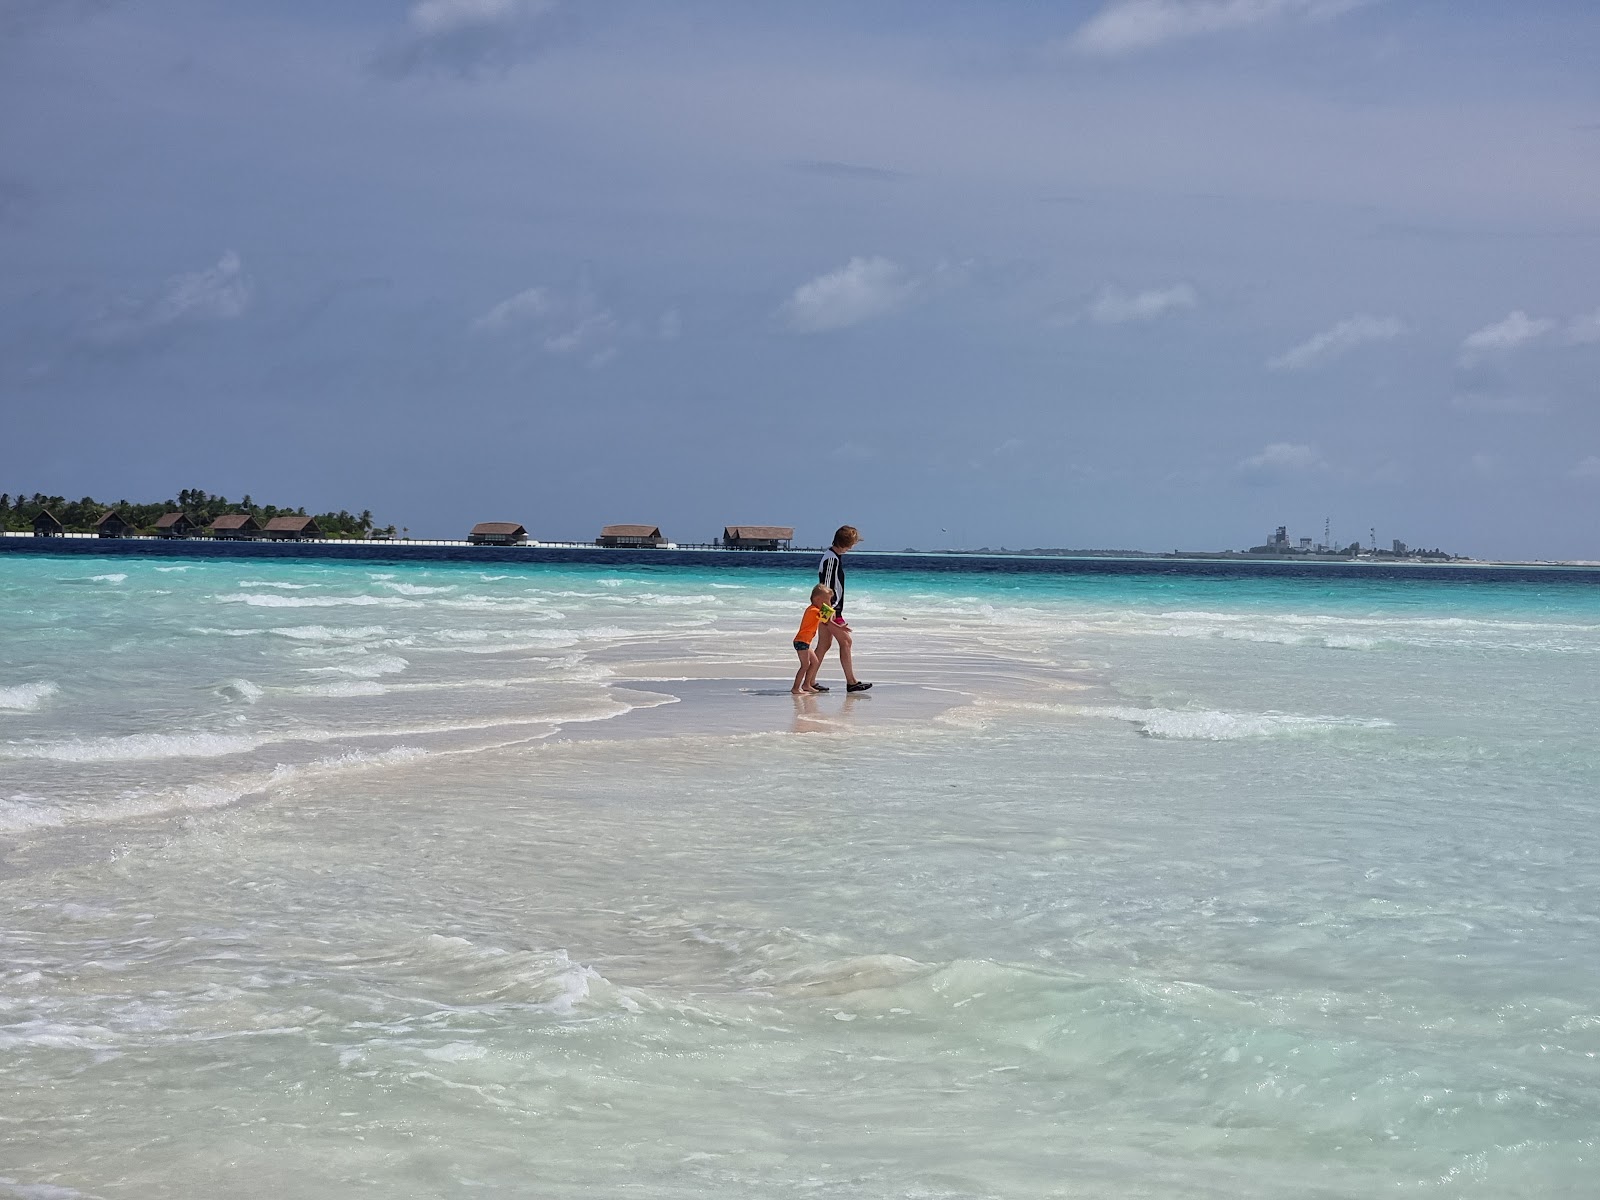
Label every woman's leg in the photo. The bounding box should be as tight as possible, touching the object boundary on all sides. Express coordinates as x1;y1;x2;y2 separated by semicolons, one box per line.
830;624;858;686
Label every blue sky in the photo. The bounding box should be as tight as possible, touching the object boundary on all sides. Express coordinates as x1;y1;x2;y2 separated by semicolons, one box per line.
3;0;1598;556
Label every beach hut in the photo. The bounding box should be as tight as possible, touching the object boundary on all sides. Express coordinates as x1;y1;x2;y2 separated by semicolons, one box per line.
468;521;528;546
723;525;794;551
32;509;63;537
154;512;196;539
209;513;261;540
597;524;666;548
95;509;135;539
261;515;324;541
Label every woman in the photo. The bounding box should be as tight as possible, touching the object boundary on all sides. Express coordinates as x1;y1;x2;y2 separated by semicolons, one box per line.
815;524;872;692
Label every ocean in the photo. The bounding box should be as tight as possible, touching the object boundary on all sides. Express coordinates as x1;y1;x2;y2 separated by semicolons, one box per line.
2;547;1597;1197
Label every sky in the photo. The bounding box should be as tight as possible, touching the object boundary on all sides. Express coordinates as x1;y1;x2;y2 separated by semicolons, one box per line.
2;0;1599;557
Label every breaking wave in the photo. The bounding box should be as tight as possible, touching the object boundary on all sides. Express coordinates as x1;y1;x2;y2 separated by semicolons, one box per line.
215;593;414;609
0;682;59;712
1079;705;1395;741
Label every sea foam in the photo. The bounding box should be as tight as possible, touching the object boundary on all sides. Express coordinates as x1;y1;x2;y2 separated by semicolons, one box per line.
0;682;59;712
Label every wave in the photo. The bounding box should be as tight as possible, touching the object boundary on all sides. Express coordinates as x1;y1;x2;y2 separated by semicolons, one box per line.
238;580;317;590
217;678;264;703
154;565;191;572
90;573;127;583
304;654;409;678
0;730;267;763
0;746;429;834
270;624;390;641
1078;704;1394;741
380;581;457;595
290;680;388;697
0;682;58;712
215;593;413;608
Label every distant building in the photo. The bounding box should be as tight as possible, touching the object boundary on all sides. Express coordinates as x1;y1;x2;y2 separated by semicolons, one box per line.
597;524;666;548
32;509;63;537
210;513;261;540
468;521;528;546
723;525;794;551
1393;539;1407;556
261;515;324;540
1269;526;1289;550
95;509;135;539
1298;537;1312;551
154;512;197;539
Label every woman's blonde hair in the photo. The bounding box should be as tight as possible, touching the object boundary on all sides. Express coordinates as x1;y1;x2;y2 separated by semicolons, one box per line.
832;525;860;549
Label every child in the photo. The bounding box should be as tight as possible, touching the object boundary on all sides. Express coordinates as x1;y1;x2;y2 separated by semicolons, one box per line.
792;583;835;694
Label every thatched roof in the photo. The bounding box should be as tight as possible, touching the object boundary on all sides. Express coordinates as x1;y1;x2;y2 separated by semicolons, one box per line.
32;509;62;530
95;509;131;529
600;524;662;538
724;525;793;541
154;512;192;529
470;522;526;536
211;513;259;531
263;515;321;533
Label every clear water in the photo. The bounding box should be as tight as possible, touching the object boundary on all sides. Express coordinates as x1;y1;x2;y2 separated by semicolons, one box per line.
2;553;1598;1197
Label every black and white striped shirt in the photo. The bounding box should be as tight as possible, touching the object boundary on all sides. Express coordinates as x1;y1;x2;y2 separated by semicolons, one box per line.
818;548;845;617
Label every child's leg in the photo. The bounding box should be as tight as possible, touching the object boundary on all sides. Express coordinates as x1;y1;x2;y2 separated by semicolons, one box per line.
792;648;811;694
802;648;821;690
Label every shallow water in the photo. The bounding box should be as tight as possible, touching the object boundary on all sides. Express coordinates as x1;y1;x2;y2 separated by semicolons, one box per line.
2;553;1598;1197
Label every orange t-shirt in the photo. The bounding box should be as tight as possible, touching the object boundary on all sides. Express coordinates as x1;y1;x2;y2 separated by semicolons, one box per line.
795;604;825;645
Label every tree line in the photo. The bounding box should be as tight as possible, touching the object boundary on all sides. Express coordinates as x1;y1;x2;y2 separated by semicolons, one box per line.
0;489;395;539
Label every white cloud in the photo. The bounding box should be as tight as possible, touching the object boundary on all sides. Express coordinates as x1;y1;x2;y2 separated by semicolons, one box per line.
89;251;251;346
378;0;556;76
473;281;618;360
1267;314;1404;371
1450;391;1548;415
1238;441;1324;481
472;286;555;332
782;256;919;333
1088;283;1196;324
1571;456;1600;481
1067;0;1371;56
409;0;529;37
1459;310;1555;364
1566;309;1600;345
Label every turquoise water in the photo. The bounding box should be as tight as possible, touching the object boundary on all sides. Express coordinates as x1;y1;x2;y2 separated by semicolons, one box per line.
3;553;1598;1197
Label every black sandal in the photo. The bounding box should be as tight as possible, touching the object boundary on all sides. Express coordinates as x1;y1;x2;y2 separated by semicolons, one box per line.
846;681;872;692
810;683;830;692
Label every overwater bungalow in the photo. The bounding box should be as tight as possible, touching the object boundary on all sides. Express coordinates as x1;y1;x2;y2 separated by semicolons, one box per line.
32;509;63;537
154;512;197;539
723;525;794;551
261;515;324;541
597;524;666;548
95;509;135;539
468;521;528;546
209;513;260;540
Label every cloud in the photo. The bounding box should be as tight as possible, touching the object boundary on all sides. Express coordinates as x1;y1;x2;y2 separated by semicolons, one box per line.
1066;0;1371;56
1238;441;1324;482
374;0;557;78
473;281;618;362
1566;309;1600;345
792;160;907;183
781;256;920;333
87;251;251;347
1088;283;1196;324
1450;391;1548;415
1459;310;1555;364
1267;314;1404;371
1571;456;1600;480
